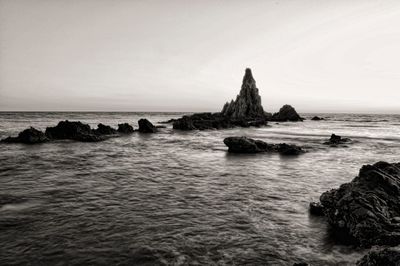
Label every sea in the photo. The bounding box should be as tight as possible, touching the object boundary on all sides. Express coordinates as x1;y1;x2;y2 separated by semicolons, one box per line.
1;112;399;265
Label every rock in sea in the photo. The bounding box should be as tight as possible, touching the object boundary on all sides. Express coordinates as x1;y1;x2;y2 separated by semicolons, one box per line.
271;104;303;122
311;116;324;121
117;123;134;134
45;120;104;142
317;161;400;247
93;123;118;135
138;119;157;133
223;136;304;155
173;68;269;130
323;134;351;146
1;127;49;144
356;246;400;266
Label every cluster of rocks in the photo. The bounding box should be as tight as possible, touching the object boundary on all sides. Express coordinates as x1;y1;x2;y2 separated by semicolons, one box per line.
1;119;160;144
309;161;400;264
223;136;304;155
172;68;303;130
323;134;351;146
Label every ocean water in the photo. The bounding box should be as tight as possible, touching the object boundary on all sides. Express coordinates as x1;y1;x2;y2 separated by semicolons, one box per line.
0;112;400;265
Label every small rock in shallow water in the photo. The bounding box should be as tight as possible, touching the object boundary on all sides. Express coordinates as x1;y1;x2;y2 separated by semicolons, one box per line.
311;116;324;121
223;136;304;155
138;119;157;133
323;134;351;146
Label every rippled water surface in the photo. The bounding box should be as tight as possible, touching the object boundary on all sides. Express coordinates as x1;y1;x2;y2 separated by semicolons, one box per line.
1;112;400;265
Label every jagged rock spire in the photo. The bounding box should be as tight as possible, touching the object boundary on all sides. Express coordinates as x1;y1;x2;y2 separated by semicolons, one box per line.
221;68;265;118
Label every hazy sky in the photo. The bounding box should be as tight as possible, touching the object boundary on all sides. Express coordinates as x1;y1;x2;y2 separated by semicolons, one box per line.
1;0;400;113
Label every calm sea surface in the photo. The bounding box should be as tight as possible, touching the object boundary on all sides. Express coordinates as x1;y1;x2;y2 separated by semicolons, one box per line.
1;112;400;265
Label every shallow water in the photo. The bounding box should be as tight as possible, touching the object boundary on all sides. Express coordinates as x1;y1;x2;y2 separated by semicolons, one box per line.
0;112;399;265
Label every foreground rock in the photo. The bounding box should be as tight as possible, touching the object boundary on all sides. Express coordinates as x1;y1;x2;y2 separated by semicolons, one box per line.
271;105;303;122
323;134;351;146
1;127;49;144
357;246;400;266
117;123;134;134
223;137;304;155
138;119;157;133
317;161;400;247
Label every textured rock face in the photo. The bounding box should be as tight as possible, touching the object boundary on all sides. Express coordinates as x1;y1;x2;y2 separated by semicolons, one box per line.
221;68;265;119
357;247;400;266
138;119;157;133
1;127;49;144
45;120;94;140
117;123;134;133
223;136;304;155
271;105;303;122
319;161;400;247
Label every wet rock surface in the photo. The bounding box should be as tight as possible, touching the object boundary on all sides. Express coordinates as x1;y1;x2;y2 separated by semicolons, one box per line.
356;246;400;266
223;136;304;155
93;123;118;135
1;127;49;144
271;105;303;122
318;161;400;247
138;119;157;133
324;134;351;146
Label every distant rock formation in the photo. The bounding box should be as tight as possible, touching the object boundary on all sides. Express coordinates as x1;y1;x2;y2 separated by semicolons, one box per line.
223;136;304;155
93;123;118;135
311;116;324;121
45;120;103;142
1;127;49;144
271;105;303;122
316;161;400;247
357;246;400;266
173;68;269;130
138;119;157;133
221;68;266;119
117;123;134;134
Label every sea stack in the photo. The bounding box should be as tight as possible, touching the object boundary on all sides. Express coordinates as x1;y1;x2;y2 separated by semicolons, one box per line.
221;68;265;119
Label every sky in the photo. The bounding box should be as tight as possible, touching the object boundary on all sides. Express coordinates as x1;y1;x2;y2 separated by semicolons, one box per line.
0;0;400;113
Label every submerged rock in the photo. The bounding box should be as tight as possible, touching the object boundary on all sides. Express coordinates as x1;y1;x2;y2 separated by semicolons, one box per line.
318;161;400;247
357;246;400;266
1;127;49;144
138;119;157;133
323;134;351;146
271;105;303;122
221;68;265;119
117;123;134;134
93;123;118;135
223;136;304;155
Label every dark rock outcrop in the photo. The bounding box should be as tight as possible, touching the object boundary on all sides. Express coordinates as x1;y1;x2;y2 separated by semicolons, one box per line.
318;161;400;247
221;68;265;119
138;119;157;133
323;134;351;146
357;246;400;266
117;123;134;134
45;120;103;142
271;105;303;122
311;116;324;121
1;127;49;144
223;137;304;155
93;123;118;135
